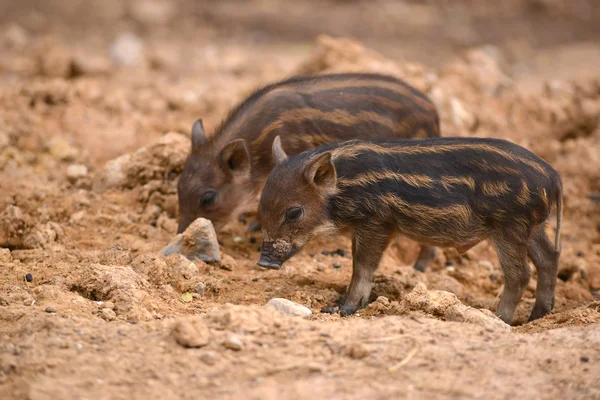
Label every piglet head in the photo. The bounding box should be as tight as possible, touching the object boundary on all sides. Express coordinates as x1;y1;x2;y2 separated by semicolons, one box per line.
257;136;338;269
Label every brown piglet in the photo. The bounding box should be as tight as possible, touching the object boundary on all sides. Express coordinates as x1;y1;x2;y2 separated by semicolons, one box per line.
257;136;563;325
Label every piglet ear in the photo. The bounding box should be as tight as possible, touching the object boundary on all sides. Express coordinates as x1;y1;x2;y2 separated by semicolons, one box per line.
271;136;288;165
219;139;250;175
191;119;206;148
303;152;336;193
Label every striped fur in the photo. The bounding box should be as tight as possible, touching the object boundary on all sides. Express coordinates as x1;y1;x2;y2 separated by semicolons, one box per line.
177;73;440;233
258;137;563;324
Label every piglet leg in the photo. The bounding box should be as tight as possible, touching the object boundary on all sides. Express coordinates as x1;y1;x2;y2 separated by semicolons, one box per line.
413;245;437;272
339;229;393;316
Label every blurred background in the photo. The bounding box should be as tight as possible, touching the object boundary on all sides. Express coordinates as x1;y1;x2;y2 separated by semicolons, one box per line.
1;2;599;398
2;0;600;66
2;0;600;162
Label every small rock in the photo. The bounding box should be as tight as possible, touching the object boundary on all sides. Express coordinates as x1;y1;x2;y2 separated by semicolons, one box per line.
100;308;117;321
404;283;510;331
159;218;221;263
232;236;243;244
219;254;236;271
103;301;115;310
478;260;494;270
238;215;247;224
45;306;57;313
445;259;453;266
445;306;510;332
25;273;33;282
321;250;330;256
249;237;256;244
335;249;346;257
332;261;342;269
46;137;79;162
110;33;144;67
92;153;130;192
195;282;207;296
404;283;460;315
172;319;211;348
577;251;584;258
223;334;244;351
200;351;218;366
0;205;30;248
142;204;161;224
69;210;86;225
66;164;88;182
0;249;12;263
489;274;498;281
266;298;312;318
175;255;199;279
580;356;590;363
345;342;370;360
23;222;63;249
375;296;390;305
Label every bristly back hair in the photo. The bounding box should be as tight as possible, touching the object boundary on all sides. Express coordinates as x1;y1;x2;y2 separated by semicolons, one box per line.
210;72;430;142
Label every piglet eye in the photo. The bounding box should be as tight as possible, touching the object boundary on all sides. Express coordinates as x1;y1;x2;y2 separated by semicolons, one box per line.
285;206;304;222
200;190;217;207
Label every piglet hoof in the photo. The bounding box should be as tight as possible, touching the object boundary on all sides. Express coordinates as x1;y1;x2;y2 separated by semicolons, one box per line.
339;305;359;317
248;220;261;233
527;304;552;322
321;295;348;314
413;263;426;273
321;305;338;314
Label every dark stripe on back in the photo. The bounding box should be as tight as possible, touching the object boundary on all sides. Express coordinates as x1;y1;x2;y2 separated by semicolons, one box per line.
213;73;429;138
312;86;433;113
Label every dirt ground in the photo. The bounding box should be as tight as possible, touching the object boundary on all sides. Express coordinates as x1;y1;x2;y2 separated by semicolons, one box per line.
1;1;600;399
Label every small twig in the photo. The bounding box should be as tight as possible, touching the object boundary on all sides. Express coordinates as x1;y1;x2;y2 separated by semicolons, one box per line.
360;335;421;372
363;334;408;344
263;360;325;376
264;362;304;375
388;340;420;372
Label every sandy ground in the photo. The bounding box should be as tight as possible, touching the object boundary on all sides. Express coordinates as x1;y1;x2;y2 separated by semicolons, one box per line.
1;1;599;399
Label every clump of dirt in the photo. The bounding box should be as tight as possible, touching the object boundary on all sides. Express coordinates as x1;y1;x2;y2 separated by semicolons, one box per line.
1;1;599;398
93;132;190;193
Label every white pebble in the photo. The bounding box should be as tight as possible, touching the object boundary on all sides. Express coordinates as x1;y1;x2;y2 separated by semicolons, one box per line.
266;298;312;318
223;335;244;351
66;164;88;181
110;33;144;66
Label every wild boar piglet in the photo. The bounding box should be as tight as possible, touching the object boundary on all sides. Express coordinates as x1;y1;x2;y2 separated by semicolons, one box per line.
258;136;562;325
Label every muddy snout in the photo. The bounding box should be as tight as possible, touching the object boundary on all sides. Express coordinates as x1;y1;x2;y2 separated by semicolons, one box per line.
257;240;296;270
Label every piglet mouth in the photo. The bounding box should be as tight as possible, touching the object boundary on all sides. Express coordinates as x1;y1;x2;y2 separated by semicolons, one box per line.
257;239;301;270
257;255;282;270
